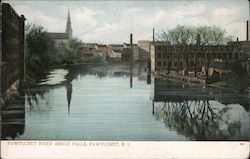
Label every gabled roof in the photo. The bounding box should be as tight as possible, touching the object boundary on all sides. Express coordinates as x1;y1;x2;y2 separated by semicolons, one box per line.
48;32;69;40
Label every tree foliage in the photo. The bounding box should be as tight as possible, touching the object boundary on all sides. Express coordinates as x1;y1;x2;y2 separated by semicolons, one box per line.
25;24;62;77
159;25;233;45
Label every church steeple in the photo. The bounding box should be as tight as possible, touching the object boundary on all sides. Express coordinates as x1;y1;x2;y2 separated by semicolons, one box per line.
66;8;73;39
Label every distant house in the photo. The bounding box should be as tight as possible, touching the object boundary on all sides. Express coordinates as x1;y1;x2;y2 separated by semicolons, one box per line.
85;43;97;51
107;44;124;61
110;49;122;59
94;44;108;60
123;43;139;61
77;46;91;56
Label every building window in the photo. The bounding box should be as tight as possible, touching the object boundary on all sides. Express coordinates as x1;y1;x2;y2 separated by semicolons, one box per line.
163;54;167;58
229;52;233;58
180;62;183;67
163;62;167;66
157;53;161;58
158;62;161;67
218;53;221;59
234;53;238;59
223;53;227;59
174;62;177;66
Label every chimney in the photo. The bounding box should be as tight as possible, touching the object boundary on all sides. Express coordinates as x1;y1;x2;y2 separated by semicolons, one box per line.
153;28;155;44
237;37;239;41
247;20;249;41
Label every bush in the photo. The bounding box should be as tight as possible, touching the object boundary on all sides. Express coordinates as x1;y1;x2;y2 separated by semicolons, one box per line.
25;24;62;78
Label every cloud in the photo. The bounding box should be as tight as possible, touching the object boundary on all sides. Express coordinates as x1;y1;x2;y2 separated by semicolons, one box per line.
11;1;247;43
14;5;64;32
61;6;106;38
212;6;244;25
123;7;143;14
176;4;206;16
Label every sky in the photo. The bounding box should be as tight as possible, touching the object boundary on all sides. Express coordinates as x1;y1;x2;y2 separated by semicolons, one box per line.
4;0;250;44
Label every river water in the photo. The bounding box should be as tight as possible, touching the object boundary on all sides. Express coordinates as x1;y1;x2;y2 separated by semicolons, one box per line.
2;63;249;140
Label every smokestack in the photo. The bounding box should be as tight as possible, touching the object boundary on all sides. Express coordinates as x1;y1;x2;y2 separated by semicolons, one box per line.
237;37;239;41
247;20;249;41
153;28;155;44
130;33;133;47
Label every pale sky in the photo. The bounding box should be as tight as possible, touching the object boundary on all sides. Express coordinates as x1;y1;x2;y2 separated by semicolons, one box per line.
4;0;250;44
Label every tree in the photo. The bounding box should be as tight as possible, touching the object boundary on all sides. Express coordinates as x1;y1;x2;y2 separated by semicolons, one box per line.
69;37;82;49
25;24;61;77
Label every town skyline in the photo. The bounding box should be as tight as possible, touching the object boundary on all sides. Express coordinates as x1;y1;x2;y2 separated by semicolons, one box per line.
4;0;250;44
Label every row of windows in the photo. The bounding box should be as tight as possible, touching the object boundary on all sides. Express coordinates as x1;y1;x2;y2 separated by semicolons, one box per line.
156;46;239;52
157;61;205;67
156;52;239;59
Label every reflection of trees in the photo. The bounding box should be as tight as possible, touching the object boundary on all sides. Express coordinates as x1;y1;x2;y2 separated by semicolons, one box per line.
153;100;242;140
25;85;48;110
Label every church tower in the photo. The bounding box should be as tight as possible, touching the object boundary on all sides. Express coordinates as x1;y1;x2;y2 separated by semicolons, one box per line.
66;9;73;39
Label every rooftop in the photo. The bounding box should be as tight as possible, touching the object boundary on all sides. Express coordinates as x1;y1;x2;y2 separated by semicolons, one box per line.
48;32;69;40
108;44;124;47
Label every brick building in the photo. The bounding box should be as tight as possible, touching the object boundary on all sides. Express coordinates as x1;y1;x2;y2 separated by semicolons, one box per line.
151;43;244;74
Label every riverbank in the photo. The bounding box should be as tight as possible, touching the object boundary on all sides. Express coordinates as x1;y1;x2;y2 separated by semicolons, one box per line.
154;71;248;95
0;80;21;107
154;72;206;86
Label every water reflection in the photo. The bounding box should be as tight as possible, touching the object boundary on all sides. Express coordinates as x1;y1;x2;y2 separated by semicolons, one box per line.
152;78;249;140
66;82;72;114
5;63;248;140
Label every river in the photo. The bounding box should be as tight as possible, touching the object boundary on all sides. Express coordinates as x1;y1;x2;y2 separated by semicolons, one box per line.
2;63;249;140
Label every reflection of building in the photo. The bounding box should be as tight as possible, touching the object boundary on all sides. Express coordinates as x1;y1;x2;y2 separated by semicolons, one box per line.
151;77;249;111
48;9;73;53
67;82;72;114
151;77;249;140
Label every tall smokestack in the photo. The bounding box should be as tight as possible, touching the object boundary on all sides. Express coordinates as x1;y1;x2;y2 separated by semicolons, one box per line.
153;28;155;44
247;20;249;41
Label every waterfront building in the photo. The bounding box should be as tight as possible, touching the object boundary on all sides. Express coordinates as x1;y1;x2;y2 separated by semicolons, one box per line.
138;40;151;61
151;43;243;74
123;43;140;61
